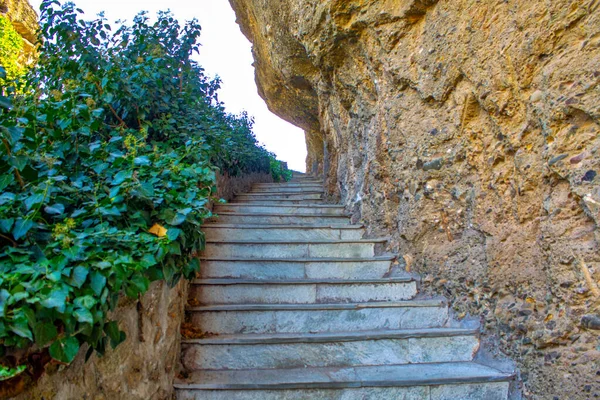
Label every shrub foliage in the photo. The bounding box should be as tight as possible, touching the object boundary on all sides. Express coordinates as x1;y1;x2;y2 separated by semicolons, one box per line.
0;0;289;372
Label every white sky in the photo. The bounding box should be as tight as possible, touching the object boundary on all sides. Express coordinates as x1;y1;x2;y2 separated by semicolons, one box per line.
29;0;307;172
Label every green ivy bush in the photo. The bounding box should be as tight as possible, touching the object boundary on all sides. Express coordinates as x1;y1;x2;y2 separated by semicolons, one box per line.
270;158;293;182
0;0;290;373
0;15;25;85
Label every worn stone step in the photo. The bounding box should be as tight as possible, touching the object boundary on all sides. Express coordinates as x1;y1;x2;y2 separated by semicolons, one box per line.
250;187;324;193
253;182;323;188
180;328;479;371
235;193;323;201
214;204;346;216
186;299;448;335
203;224;364;241
209;213;349;225
233;199;325;205
189;278;417;305
201;239;387;259
174;362;512;399
197;257;396;280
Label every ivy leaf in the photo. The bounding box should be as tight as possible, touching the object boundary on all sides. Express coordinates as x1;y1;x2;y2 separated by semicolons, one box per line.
134;156;151;166
131;274;149;293
24;192;45;211
0;219;14;234
70;266;89;288
148;223;167;237
73;308;93;324
112;170;131;185
0;95;12;109
44;203;65;215
99;206;121;217
34;322;58;346
40;286;68;312
0;290;10;318
74;295;97;309
49;336;80;364
0;175;14;192
9;319;32;340
104;321;126;349
12;219;34;240
89;272;106;296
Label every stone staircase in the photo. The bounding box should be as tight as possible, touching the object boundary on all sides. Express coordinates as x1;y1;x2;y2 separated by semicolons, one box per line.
174;172;514;399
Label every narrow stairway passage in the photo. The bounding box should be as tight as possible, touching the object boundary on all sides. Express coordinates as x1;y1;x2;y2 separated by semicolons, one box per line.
174;172;514;399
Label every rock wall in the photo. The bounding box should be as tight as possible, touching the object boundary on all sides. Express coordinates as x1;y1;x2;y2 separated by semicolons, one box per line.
0;0;38;63
11;279;188;400
229;0;600;398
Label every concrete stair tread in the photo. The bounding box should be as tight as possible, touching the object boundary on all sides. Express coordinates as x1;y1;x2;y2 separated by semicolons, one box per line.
188;299;446;312
199;255;396;262
235;191;323;195
191;278;415;285
181;327;478;344
248;190;325;194
213;212;347;217
220;203;343;209
204;238;388;244
174;362;513;390
202;223;363;229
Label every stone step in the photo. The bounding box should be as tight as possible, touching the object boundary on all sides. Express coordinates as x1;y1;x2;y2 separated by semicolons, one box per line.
203;224;364;241
201;239;387;259
209;212;349;225
250;187;324;193
233;199;325;205
174;362;512;399
181;328;479;371
197;256;396;280
253;182;323;188
235;192;323;200
189;278;417;305
186;299;449;335
214;204;346;216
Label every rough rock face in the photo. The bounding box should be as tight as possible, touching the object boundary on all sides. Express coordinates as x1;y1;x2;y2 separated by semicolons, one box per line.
0;0;38;61
229;0;600;398
13;280;188;400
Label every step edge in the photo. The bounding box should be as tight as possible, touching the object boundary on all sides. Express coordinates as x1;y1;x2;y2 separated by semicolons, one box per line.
181;327;479;345
173;363;514;391
212;212;348;217
187;299;447;312
199;256;396;262
202;224;364;229
204;239;388;244
191;278;415;285
217;204;344;209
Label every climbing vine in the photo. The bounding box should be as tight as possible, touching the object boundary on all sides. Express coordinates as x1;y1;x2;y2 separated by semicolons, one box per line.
0;0;289;380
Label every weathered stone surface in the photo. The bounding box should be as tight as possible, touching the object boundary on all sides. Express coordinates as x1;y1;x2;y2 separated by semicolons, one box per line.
188;301;448;334
212;213;349;225
175;362;511;397
13;280;188;400
430;382;509;400
189;279;417;304
202;241;377;259
229;0;600;396
181;334;478;370
204;225;364;241
214;204;346;215
198;259;394;280
177;386;429;400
